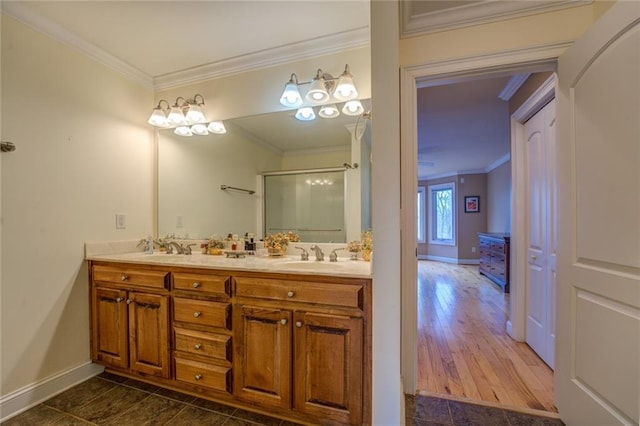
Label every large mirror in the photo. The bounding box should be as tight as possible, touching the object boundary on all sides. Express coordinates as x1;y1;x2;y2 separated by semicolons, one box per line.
158;100;371;242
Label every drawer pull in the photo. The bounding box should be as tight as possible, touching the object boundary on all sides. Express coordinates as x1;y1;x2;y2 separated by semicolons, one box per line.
287;291;295;298
280;319;287;325
295;321;303;328
116;297;123;303
194;343;202;350
192;282;200;288
121;274;129;282
193;311;202;318
126;298;133;305
194;374;203;381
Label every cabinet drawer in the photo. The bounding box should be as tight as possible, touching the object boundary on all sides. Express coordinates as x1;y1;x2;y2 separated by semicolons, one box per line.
175;357;231;394
173;272;230;297
175;327;231;362
490;242;506;254
93;265;168;289
235;277;363;309
174;298;231;329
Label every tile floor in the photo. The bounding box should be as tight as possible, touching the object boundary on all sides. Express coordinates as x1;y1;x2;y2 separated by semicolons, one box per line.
2;372;565;425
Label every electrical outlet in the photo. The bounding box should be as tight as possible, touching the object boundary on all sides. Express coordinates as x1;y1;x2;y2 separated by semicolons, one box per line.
115;213;126;229
471;246;476;253
176;215;183;228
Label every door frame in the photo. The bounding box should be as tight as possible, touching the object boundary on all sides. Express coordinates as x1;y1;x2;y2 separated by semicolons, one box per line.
400;44;567;393
508;73;557;341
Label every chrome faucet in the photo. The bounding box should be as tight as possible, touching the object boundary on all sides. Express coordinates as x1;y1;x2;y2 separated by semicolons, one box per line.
329;248;344;262
309;245;324;261
166;241;184;254
295;247;309;261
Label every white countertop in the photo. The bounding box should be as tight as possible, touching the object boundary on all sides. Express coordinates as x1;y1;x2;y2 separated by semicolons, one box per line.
86;251;372;279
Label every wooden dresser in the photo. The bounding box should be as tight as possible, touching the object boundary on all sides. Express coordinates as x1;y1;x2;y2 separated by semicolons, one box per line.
478;233;511;293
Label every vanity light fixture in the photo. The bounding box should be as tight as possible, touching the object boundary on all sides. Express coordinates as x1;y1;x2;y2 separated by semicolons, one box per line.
342;100;364;116
295;107;316;121
279;64;358;107
147;94;226;137
318;104;340;119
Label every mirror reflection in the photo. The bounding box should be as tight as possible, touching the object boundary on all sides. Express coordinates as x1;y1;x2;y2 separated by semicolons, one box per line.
157;100;371;242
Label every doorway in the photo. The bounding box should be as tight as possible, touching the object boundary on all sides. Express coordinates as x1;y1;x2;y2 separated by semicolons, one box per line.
400;51;564;413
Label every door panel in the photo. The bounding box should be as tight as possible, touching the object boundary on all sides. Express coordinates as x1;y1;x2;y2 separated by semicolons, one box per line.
556;2;640;424
92;287;128;369
128;292;170;378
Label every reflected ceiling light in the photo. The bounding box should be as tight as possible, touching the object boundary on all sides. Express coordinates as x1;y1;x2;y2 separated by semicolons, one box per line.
174;126;193;137
207;121;227;134
342;100;364;116
147;94;225;137
279;64;359;109
333;65;358;101
279;74;303;108
295;107;316;121
319;104;340;119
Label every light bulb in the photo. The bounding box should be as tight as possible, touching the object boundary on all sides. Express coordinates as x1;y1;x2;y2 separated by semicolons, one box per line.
174;126;193;136
280;76;303;108
191;123;209;136
306;73;330;104
342;100;364;116
207;121;227;134
185;104;205;124
167;106;187;126
295;107;316;121
147;109;169;127
334;72;357;101
319;104;340;119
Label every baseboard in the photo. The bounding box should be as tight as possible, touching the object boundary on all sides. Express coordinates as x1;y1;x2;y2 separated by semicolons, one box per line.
418;255;480;265
506;320;513;337
0;361;104;422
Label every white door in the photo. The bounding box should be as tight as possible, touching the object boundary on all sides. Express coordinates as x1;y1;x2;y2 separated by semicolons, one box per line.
525;99;556;369
555;2;639;425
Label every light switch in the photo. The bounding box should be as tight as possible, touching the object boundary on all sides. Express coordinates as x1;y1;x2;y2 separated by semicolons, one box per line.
115;213;126;229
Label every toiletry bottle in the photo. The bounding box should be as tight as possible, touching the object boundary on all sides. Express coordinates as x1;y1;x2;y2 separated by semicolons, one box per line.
145;235;154;254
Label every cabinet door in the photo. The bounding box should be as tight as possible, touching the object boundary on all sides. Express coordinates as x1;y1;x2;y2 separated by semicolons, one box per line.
294;312;363;425
128;292;170;378
92;287;128;369
234;305;292;409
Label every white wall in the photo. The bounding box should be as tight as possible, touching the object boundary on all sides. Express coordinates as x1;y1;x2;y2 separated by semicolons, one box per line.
1;14;154;398
487;160;511;233
281;149;350;170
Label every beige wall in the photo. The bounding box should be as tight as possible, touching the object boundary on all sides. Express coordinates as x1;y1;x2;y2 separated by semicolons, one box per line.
418;173;487;261
1;15;154;395
281;150;350;171
509;71;554;114
487;161;512;233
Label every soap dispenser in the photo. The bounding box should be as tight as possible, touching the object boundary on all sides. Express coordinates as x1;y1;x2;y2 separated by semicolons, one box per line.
144;235;154;254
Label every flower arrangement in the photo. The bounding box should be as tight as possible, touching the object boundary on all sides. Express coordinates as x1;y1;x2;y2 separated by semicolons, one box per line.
361;229;372;251
263;231;300;255
207;235;226;255
347;240;362;253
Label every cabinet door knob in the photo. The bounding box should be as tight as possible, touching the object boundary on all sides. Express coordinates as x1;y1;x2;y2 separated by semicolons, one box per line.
194;374;203;381
280;319;287;325
295;321;302;328
121;274;129;281
192;282;200;288
116;297;123;303
531;255;537;260
287;291;295;298
126;298;133;305
194;343;202;350
193;311;201;318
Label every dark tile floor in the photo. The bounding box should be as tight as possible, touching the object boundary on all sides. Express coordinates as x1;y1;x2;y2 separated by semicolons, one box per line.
2;372;565;426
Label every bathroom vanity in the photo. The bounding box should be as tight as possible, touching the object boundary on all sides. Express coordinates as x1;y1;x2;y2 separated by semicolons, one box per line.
87;250;371;425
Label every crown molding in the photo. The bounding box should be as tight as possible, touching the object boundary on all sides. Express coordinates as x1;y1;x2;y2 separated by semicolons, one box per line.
486;153;511;172
401;1;592;39
0;3;153;89
153;27;370;91
498;73;531;101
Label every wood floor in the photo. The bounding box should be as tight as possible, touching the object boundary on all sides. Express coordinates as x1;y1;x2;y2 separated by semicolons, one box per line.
417;261;557;413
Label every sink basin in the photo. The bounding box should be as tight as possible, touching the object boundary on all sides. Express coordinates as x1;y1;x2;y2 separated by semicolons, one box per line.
279;261;345;271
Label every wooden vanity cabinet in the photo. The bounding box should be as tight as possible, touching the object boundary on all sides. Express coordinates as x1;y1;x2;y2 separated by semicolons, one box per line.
90;264;170;378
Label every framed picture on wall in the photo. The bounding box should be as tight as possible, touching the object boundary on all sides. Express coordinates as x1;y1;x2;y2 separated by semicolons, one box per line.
464;196;480;213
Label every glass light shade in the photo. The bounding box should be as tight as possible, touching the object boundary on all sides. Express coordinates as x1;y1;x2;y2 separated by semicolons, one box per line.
342;100;364;116
174;126;193;137
147;109;169;127
167;106;187;126
319;104;340;118
191;123;209;136
279;81;303;108
185;104;205;124
207;121;227;134
306;77;330;104
295;107;316;121
334;73;358;101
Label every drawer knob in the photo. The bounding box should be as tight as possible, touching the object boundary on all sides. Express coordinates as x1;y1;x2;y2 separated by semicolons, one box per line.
194;343;202;350
121;274;129;281
287;291;295;298
280;319;287;325
192;282;200;288
295;321;303;328
116;297;123;303
194;374;203;381
193;311;201;318
126;298;133;305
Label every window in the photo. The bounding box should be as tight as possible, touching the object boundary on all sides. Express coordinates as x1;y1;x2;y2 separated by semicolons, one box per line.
428;182;455;245
417;186;426;243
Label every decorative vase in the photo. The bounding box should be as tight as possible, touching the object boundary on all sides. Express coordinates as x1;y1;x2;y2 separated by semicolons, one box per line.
350;252;359;261
268;247;285;257
362;249;372;262
208;248;223;255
